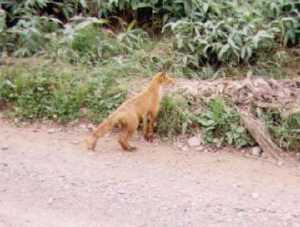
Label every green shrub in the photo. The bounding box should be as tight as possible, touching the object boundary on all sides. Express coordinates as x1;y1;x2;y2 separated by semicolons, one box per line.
260;109;300;151
1;0;299;70
85;76;127;123
70;25;123;62
156;93;193;137
258;0;300;47
195;98;253;148
2;15;61;56
164;0;299;68
0;65;127;123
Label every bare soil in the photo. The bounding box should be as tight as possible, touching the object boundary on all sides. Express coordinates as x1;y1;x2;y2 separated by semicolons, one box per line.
0;117;300;227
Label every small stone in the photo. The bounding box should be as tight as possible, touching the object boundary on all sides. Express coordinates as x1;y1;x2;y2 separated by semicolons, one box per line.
251;193;259;199
1;144;8;150
48;197;54;204
226;218;233;222
250;146;262;156
187;136;201;147
1;146;8;150
237;212;244;217
233;183;241;188
80;124;87;129
176;142;184;149
118;190;126;195
87;124;94;130
47;129;55;134
0;162;8;167
181;146;188;152
32;128;39;133
195;147;204;151
277;161;283;166
72;140;80;145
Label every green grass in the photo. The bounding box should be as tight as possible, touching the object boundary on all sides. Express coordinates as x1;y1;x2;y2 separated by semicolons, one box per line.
0;62;127;123
1;60;300;151
0;15;299;151
194;98;254;148
157;94;255;148
156;93;193;137
259;109;300;151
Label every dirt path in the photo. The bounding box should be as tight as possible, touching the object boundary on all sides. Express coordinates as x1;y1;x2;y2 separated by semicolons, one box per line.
0;118;300;227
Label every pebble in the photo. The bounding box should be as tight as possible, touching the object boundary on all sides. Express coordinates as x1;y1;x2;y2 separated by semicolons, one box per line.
233;183;242;188
181;146;188;152
118;190;126;195
175;142;184;149
80;124;87;129
32;128;39;133
195;147;204;152
72;140;80;145
1;146;8;150
48;197;54;204
226;218;233;222
277;161;283;166
187;136;201;147
0;162;8;167
87;124;95;130
250;146;262;156
237;212;244;217
251;193;259;199
47;129;56;134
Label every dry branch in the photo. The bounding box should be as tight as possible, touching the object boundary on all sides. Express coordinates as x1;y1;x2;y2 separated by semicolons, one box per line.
240;110;282;161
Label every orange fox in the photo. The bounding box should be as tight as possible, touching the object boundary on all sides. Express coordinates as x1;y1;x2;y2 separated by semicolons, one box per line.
85;72;175;151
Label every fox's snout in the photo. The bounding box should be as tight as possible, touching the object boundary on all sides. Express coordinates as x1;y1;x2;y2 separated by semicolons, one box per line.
166;77;176;86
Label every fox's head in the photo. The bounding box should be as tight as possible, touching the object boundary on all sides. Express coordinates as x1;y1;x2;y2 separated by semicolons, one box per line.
154;72;175;86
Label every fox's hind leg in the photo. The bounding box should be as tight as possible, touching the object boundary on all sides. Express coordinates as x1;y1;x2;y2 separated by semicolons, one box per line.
118;115;139;151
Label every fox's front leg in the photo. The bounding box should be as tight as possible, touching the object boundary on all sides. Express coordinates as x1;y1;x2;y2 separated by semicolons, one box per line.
143;115;153;142
143;115;148;139
144;112;156;142
86;133;97;151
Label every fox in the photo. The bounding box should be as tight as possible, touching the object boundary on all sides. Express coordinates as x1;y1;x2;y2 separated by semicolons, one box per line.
85;72;175;151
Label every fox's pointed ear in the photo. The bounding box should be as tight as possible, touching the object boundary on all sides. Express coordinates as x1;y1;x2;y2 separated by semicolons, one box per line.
160;71;167;77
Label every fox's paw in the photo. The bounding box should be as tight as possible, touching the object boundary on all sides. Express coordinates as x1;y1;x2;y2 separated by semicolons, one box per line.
123;146;137;152
85;136;96;151
144;134;154;143
129;146;137;152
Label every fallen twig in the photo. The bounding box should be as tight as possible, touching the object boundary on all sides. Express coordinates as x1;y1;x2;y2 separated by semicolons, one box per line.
240;110;282;161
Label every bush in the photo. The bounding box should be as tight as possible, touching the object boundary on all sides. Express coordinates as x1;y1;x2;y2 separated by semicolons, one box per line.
70;25;123;62
194;99;253;148
164;0;299;68
1;0;299;70
156;93;193;137
260;109;300;151
0;65;127;123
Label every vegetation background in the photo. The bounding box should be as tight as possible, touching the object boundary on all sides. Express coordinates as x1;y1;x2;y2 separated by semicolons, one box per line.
0;0;299;151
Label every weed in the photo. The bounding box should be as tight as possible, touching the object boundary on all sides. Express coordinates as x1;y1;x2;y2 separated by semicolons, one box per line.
259;109;300;151
0;63;127;123
156;93;193;137
195;98;253;148
165;0;299;68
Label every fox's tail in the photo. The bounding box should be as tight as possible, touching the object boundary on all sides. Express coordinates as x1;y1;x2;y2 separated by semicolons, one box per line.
85;113;118;150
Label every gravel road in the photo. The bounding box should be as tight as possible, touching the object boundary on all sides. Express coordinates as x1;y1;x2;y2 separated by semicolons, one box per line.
0;119;300;227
